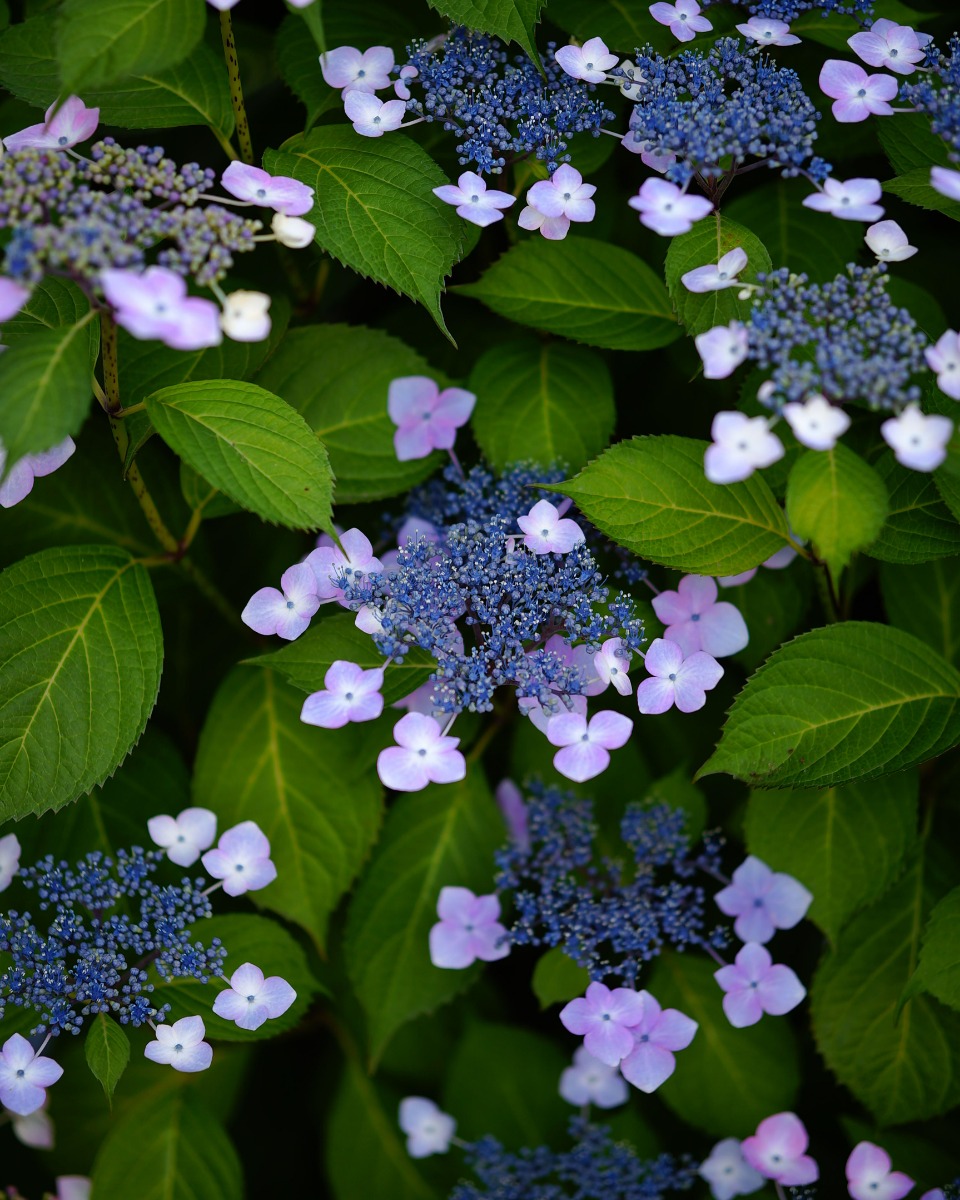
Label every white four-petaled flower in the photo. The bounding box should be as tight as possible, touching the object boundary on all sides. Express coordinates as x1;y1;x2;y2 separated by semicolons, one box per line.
554;37;619;83
432;172;516;227
147;807;217;868
143;1016;212;1073
782;394;851;451
212;963;297;1031
881;404;953;472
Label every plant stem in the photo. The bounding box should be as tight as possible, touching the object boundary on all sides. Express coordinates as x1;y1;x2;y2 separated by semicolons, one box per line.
220;9;254;164
100;313;122;416
110;418;181;556
813;560;840;623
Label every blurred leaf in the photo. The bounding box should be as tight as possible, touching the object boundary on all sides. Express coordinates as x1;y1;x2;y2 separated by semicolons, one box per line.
531;947;591;1009
85;1014;130;1104
884;168;960;222
546;0;664;47
910;886;960;1012
878;113;952;175
726;561;812;674
866;453;960;564
1;276;99;365
276;14;339;127
880;559;960;668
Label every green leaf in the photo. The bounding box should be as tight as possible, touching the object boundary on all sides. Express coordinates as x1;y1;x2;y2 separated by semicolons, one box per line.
866;452;960;564
254;324;442;503
531;947;590;1009
811;857;960;1125
699;622;960;789
664;214;772;337
56;0;204;95
0;545;163;821
555;436;790;574
1;276;99;366
725;561;812;674
443;1022;569;1147
884;168;960;222
145;380;334;532
428;0;542;60
911;887;960;1012
878;113;952;176
179;463;239;520
154;913;323;1039
469;338;615;472
880;559;960;668
192;668;383;952
744;773;919;944
344;773;504;1065
457;238;681;352
648;953;800;1137
726;181;864;280
90;1088;244;1200
785;445;889;579
264;130;465;337
935;429;960;524
546;0;663;48
244;611;435;707
84;1014;131;1104
791;0;935;50
275;14;339;128
0;316;94;465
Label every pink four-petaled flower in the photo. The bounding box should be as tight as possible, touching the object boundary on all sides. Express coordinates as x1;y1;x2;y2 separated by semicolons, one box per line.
201;821;277;896
715;855;813;943
559;981;646;1066
221;162;314;216
143;1016;212;1073
649;0;713;43
714;942;807;1027
802;177;885;222
343;92;408;137
848;19;932;75
429;886;510;968
554;37;619;83
846;1141;915;1200
320;45;395;94
819;61;898;123
0;437;76;510
3;95;99;152
301;660;385;729
147;807;217;868
377;712;466;791
212;963;297;1031
636;638;723;714
925;330;960;401
703;411;784;484
741;1112;819;1187
398;1096;457;1157
100;266;222;351
618;991;699;1093
518;499;585;554
241;563;321;641
519;164;597;241
545;710;634;782
736;17;800;47
652;575;749;658
433;172;516;227
306;528;384;605
387;376;476;461
628;179;713;236
559;1046;629;1108
681;247;748;293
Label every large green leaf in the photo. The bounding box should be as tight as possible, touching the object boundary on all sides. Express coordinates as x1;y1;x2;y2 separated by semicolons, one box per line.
785;445;889;579
811;858;960;1125
145;380;334;532
555;436;791;574
1;276;99;365
192;667;383;952
469;338;615;471
428;0;542;59
664;214;772;337
85;1014;131;1105
56;0;204;94
245;611;435;707
264;130;465;336
878;113;952;176
866;453;960;564
880;559;960;668
90;1088;244;1200
344;773;504;1065
910;887;960;1012
699;622;960;789
0;545;163;821
275;14;340;128
457;238;681;352
884;169;960;223
546;0;664;48
254;324;441;503
744;772;919;944
648;953;800;1137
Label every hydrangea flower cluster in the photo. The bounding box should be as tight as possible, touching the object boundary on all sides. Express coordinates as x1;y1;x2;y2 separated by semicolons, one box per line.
710;0;872;19
623;38;830;188
493;787;727;984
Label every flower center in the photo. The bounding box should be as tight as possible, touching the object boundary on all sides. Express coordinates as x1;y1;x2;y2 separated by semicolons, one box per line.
418;748;427;756
890;48;898;56
563;192;571;200
581;733;590;741
357;69;366;77
638;1033;650;1042
234;863;244;871
718;271;728;279
286;600;295;609
668;673;677;681
857;88;867;97
470;194;480;202
256;188;266;198
691;612;700;621
344;692;354;700
15;1069;25;1077
373;116;381;125
246;994;256;1003
841;196;851;205
174;1043;183;1052
58;135;69;146
177;834;185;842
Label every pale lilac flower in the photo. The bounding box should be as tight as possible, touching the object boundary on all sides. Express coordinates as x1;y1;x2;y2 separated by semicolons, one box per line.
395;65;419;100
848;19;932;75
559;1047;629;1109
584;638;633;696
0;277;30;322
865;220;917;262
715;855;813;943
271;212;315;248
3;95;99;151
433;172;517;227
143;1016;212;1073
518;499;585;554
241;563;320;640
212;963;296;1031
652;575;749;658
924;330;960;401
546;710;634;783
628;178;713;236
220;290;271;341
619;991;698;1093
0;834;21;893
10;1102;54;1149
881;404;953;472
201;821;277;896
221;162;314;216
378;713;466;791
519;691;588;734
819;61;898;123
306;528;384;604
921;1190;945;1200
387;376;476;461
320;45;395;94
496;779;529;850
0;437;76;509
704;411;785;484
682;247;748;293
55;1179;91;1200
782;394;851;450
802;177;884;222
397;514;440;547
429;887;510;968
699;1138;766;1200
0;1034;63;1116
147;807;217;868
343;91;407;137
519;165;596;241
100;267;222;350
559;982;646;1065
554;37;618;83
846;1142;914;1200
741;1113;819;1187
931;166;960;202
735;17;800;46
300;660;385;728
714;943;806;1027
649;0;713;43
399;1097;456;1158
636;639;723;715
695;322;750;379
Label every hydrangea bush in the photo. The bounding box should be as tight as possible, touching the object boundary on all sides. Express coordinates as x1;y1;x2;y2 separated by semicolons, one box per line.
2;0;960;1195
